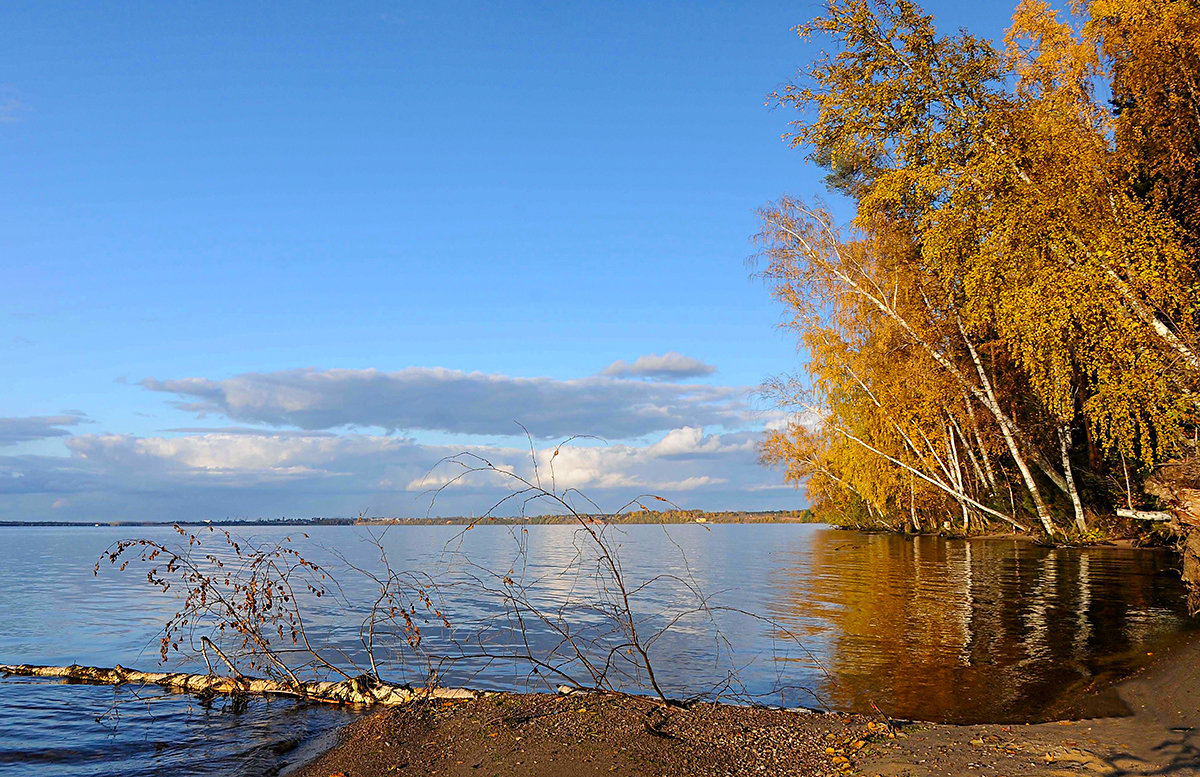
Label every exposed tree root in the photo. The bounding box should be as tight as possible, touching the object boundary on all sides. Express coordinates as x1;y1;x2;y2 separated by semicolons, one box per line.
0;663;482;706
1144;459;1200;615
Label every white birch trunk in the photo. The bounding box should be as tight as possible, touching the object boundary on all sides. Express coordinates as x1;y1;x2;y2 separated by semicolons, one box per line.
1059;425;1088;533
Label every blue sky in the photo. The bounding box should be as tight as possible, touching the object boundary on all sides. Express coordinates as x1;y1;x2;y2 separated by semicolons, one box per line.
1;1;1021;521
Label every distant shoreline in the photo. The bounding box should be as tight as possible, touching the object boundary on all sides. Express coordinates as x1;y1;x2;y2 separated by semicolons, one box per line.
0;509;815;528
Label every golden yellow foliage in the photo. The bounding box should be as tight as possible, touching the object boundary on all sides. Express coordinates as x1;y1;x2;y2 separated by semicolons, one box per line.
759;0;1200;533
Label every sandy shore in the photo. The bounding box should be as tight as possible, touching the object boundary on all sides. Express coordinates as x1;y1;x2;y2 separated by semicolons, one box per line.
290;632;1200;777
860;628;1200;776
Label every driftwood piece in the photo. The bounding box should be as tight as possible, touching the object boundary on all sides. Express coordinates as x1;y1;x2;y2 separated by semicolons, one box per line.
1116;508;1174;522
0;663;482;706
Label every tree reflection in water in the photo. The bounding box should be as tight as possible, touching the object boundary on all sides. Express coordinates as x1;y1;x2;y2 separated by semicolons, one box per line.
767;533;1196;723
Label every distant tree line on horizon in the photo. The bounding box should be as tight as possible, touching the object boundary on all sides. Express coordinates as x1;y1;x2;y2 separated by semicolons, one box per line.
0;509;816;528
757;0;1200;538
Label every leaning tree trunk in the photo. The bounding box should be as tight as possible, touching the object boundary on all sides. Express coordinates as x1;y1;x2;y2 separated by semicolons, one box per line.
1059;425;1088;534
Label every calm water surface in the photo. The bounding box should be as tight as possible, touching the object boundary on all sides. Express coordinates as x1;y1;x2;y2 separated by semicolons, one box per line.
0;524;1194;775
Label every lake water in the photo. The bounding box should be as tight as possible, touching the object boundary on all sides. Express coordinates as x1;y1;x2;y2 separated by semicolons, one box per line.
0;523;1195;775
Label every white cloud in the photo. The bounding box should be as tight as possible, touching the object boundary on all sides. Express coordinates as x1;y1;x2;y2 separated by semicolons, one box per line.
646;426;743;457
659;476;727;490
0;361;813;521
402;461;518;493
526;428;756;492
0;415;86;446
142;367;750;439
67;432;422;482
600;352;716;381
0;426;803;521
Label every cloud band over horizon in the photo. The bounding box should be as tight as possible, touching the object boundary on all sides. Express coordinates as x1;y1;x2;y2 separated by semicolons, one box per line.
1;359;802;522
0;425;797;521
141;366;753;439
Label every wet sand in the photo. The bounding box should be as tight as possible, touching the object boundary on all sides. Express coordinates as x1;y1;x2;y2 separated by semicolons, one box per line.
291;633;1200;777
861;627;1200;776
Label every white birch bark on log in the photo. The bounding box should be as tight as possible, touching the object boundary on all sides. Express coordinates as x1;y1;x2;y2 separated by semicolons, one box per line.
0;663;483;706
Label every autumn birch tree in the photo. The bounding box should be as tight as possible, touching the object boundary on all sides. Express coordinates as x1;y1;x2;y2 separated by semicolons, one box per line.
759;0;1200;535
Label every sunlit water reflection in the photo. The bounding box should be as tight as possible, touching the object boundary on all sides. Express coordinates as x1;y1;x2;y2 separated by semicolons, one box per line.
0;524;1194;775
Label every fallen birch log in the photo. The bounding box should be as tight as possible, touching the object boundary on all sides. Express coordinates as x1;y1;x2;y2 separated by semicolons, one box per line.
0;663;482;706
1116;508;1174;522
